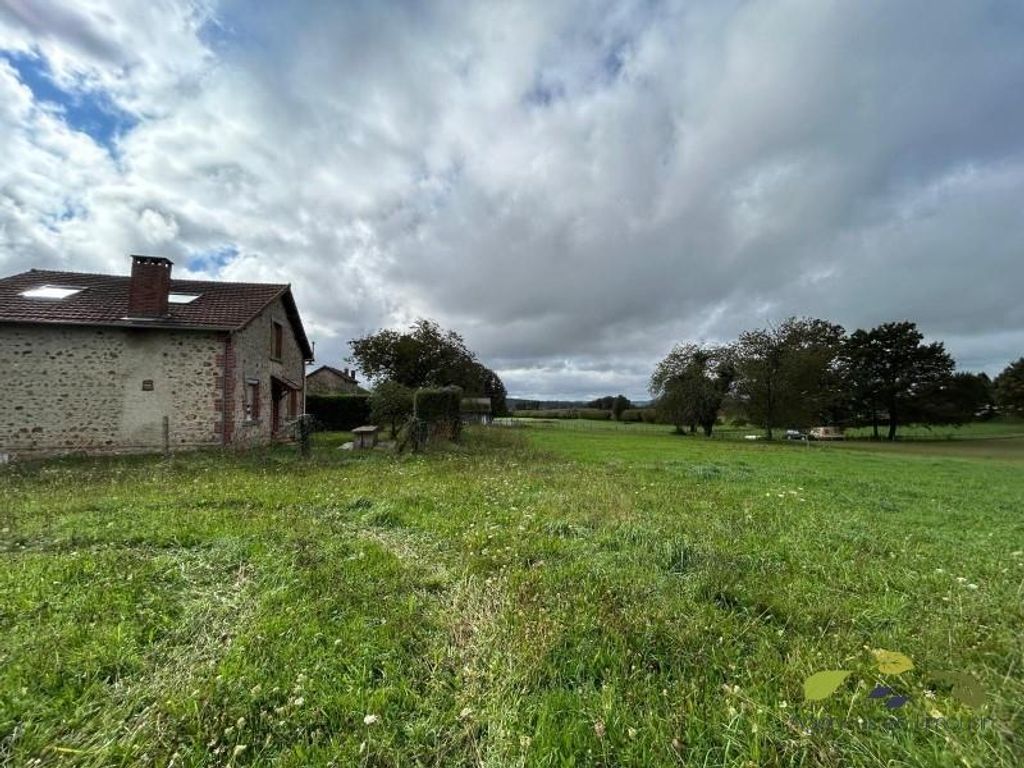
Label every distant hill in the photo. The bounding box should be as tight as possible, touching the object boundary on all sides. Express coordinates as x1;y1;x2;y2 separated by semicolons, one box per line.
508;398;654;411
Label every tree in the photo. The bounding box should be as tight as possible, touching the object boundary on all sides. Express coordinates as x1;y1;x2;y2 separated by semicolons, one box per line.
732;318;845;439
841;321;954;440
349;319;508;413
587;395;632;419
994;357;1024;417
473;363;509;417
650;344;734;436
612;395;630;421
933;372;995;424
369;380;414;438
349;319;475;389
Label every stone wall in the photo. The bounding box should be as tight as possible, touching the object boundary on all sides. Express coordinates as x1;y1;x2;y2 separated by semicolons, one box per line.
0;324;224;457
229;297;307;445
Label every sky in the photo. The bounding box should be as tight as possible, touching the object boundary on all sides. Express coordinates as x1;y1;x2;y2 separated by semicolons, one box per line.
1;0;1023;400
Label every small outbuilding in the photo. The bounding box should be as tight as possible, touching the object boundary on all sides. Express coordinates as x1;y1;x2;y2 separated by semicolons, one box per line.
460;397;493;425
306;365;365;395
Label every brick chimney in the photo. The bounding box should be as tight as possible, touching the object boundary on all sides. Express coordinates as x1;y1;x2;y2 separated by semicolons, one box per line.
127;255;173;317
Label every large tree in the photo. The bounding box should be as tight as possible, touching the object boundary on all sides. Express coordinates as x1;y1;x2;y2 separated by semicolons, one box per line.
928;372;995;424
732;318;845;439
841;321;955;440
349;319;507;414
349;319;474;388
470;362;509;417
650;344;734;436
994;357;1024;417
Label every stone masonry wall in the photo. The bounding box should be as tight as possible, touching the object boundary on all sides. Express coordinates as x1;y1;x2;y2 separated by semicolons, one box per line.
229;297;307;445
0;324;224;457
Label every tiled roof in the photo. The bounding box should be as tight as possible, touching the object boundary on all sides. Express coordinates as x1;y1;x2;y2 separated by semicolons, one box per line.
0;268;314;359
309;364;357;382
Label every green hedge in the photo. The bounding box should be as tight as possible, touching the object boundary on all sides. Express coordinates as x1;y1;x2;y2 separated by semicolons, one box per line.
306;394;371;431
514;408;612;420
414;386;463;441
621;408;660;423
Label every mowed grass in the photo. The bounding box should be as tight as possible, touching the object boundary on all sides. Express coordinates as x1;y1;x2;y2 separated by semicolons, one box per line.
1;424;1022;767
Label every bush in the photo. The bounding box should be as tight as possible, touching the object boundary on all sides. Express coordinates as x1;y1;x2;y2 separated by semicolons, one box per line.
618;408;665;424
370;381;414;437
414;386;463;441
306;394;371;431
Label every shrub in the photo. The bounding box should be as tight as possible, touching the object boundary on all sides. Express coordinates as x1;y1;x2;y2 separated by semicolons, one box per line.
306;394;371;431
370;380;414;437
414;386;463;441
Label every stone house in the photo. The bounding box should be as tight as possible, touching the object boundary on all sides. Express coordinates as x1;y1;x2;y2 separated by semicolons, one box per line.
0;255;314;458
305;364;365;395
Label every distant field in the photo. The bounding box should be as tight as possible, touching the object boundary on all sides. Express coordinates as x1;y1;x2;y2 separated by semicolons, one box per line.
1;424;1022;766
501;417;1024;460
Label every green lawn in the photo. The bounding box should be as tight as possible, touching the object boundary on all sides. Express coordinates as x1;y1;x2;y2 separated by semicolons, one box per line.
1;425;1022;766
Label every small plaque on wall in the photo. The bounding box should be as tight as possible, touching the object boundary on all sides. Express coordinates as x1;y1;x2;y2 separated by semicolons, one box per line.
142;379;154;391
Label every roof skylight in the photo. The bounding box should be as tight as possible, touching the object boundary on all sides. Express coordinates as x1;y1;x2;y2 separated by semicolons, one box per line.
168;293;201;304
20;285;83;300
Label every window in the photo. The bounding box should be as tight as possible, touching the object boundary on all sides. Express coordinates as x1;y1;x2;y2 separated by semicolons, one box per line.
168;293;201;304
271;321;283;359
245;380;260;420
288;389;298;418
20;285;83;299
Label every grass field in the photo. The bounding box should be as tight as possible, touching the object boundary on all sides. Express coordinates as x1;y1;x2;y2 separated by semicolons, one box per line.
1;423;1022;766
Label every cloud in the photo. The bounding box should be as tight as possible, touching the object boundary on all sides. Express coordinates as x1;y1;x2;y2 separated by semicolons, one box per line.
1;0;1023;399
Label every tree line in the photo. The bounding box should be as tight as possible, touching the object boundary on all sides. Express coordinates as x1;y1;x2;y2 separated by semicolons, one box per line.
651;318;1022;440
342;316;1023;442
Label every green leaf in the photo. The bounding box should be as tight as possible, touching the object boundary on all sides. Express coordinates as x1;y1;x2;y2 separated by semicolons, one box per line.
932;672;986;708
871;649;914;675
803;670;852;701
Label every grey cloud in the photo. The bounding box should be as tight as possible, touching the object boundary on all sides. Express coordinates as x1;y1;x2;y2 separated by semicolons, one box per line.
1;0;1023;400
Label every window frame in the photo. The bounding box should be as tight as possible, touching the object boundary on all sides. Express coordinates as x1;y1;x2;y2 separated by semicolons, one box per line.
19;284;84;300
246;379;261;421
271;320;284;361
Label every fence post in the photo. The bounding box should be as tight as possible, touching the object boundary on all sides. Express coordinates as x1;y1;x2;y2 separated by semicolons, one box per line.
296;414;313;458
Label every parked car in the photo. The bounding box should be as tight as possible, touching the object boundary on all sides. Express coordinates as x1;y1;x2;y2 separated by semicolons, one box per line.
808;426;845;441
784;429;806;440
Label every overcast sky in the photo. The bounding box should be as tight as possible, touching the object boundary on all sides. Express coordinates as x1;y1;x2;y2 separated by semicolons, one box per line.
2;1;1022;399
